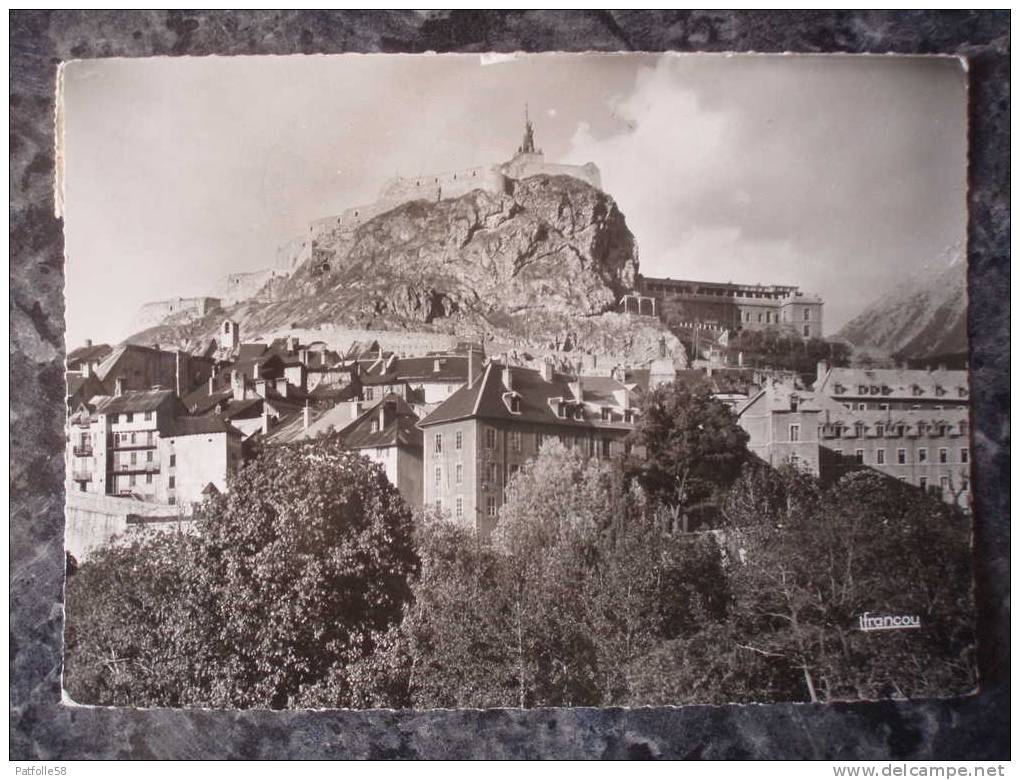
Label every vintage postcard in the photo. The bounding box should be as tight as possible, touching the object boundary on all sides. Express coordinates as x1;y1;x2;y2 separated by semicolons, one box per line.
59;53;974;709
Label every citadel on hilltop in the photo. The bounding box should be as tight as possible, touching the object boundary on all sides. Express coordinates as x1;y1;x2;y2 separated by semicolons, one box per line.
221;109;602;305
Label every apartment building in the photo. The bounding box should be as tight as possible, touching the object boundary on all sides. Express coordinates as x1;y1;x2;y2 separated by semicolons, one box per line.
418;359;641;538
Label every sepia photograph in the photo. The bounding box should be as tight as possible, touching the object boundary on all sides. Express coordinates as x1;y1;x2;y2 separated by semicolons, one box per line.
58;52;975;711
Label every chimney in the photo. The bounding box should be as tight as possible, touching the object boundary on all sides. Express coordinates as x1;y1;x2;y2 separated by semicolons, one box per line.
738;351;744;368
261;406;270;435
503;363;514;392
275;378;288;397
658;336;667;359
255;379;268;398
81;361;91;378
288;336;298;353
816;360;828;384
468;349;475;389
84;338;92;348
300;348;309;366
174;350;183;398
208;375;216;394
540;358;554;383
253;362;261;380
231;370;244;401
303;401;311;430
569;375;583;402
114;377;124;397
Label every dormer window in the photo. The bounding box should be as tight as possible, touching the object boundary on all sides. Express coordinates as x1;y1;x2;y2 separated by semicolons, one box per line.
503;392;522;415
433;360;440;373
573;406;584;421
601;407;610;422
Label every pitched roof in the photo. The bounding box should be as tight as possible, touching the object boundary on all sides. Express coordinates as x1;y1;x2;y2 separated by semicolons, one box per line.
67;342;112;365
815;367;969;399
338;395;422;450
167;415;240;437
419;363;628;430
94;388;178;415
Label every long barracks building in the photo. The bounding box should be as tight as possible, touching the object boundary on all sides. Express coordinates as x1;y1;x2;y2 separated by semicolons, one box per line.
625;275;824;339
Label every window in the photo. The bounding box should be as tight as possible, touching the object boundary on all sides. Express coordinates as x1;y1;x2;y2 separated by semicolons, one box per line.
803;325;810;337
130;452;137;465
363;387;374;401
435;433;442;454
897;448;907;465
876;449;885;465
509;464;520;480
789;424;800;442
485;428;496;449
168;476;175;488
455;497;463;519
371;420;379;434
962;477;970;492
145;473;153;485
144;411;152;421
940;476;950;493
919;477;928;492
601;438;612;458
536;433;545;450
455;464;463;484
109;413;118;424
509;395;521;414
486;496;497;518
455;430;462;450
436;498;442;512
857;403;867;411
876;424;885;437
855;449;864;465
961;447;969;464
880;403;890;411
125;413;134;423
169;454;176;467
939;448;948;464
434;467;441;489
918;448;928;464
130;432;137;444
510;430;521;452
487;462;499;485
146;450;153;462
804;309;810;321
168;497;176;506
129;474;136;486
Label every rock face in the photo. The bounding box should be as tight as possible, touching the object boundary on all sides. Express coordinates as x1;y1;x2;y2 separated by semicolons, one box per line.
127;174;674;361
838;260;967;363
279;173;638;325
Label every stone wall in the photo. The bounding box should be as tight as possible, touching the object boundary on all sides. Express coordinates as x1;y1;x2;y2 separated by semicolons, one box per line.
65;491;191;562
129;296;221;332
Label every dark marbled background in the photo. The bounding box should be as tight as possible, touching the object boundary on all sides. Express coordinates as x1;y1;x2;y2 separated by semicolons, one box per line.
10;10;1010;760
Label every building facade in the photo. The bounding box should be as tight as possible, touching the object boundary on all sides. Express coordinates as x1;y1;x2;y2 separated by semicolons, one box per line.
636;276;824;338
418;359;640;538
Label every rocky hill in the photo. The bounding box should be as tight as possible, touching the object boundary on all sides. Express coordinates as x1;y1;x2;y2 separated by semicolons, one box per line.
838;258;967;364
127;175;685;363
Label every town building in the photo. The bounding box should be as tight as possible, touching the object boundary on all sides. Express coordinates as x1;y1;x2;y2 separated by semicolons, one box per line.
418;358;641;538
737;366;972;509
67;388;242;507
93;343;215;397
633;276;824;339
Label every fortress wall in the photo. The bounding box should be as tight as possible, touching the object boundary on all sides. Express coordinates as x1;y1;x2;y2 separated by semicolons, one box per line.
130;296;222;332
378;165;505;207
223;269;279;304
509;160;602;191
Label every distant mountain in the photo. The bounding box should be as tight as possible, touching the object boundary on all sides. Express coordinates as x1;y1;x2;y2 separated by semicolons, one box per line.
838;258;967;365
126;174;686;364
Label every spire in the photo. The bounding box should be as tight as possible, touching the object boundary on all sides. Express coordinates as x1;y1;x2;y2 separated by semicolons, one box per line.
518;103;537;155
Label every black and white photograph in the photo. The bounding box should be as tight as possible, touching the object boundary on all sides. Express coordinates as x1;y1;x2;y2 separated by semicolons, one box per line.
57;51;976;711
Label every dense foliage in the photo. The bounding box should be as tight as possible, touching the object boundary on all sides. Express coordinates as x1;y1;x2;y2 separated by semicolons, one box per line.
65;395;975;709
721;330;851;377
64;436;418;708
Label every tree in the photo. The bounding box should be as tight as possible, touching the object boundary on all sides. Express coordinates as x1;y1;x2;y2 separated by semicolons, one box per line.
628;380;750;532
64;435;419;708
719;466;976;703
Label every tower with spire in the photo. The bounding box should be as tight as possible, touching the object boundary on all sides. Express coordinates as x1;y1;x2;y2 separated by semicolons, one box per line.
516;104;542;156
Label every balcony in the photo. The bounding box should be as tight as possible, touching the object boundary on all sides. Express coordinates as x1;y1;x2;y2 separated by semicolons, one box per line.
108;436;157;451
72;471;92;482
113;462;160;475
72;445;93;457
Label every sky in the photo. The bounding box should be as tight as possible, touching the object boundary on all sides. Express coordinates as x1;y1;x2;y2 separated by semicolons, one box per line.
60;53;966;346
